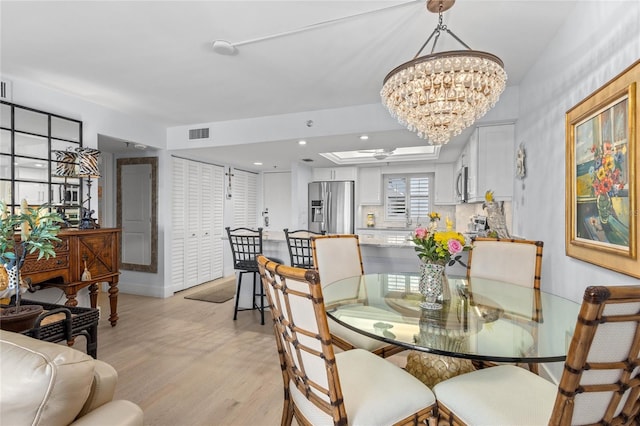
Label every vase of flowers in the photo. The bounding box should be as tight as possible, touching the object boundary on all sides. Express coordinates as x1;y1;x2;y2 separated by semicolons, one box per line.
0;200;63;332
412;222;469;310
590;141;626;224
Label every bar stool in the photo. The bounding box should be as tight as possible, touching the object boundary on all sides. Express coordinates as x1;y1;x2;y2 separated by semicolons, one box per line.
283;228;325;268
225;227;282;325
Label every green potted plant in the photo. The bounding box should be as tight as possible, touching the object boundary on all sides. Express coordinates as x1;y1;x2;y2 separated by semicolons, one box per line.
0;200;63;332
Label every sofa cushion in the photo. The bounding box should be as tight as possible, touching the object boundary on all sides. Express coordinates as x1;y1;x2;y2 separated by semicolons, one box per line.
0;331;95;426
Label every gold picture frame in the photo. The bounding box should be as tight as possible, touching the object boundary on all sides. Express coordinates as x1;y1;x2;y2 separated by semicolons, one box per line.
565;60;639;278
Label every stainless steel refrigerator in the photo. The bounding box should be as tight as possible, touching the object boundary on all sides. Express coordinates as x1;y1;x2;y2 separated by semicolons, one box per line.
308;181;355;234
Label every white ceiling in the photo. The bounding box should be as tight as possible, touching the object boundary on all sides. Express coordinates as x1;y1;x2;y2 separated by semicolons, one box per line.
0;1;577;171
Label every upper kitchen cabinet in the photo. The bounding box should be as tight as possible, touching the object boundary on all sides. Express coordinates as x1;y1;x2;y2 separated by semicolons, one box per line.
312;166;356;181
466;123;515;202
434;163;456;205
358;167;382;205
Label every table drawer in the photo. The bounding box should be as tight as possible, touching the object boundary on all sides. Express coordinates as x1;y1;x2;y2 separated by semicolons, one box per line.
20;254;70;274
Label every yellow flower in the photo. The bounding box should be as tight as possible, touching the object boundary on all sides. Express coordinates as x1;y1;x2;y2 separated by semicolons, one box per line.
485;190;494;202
603;155;615;171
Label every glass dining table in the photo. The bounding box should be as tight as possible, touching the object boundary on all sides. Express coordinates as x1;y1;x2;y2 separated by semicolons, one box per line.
323;273;580;364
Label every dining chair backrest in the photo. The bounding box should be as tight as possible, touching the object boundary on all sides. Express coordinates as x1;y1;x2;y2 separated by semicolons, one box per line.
550;285;640;424
311;234;364;288
283;228;325;269
226;227;263;272
257;255;350;425
467;237;543;289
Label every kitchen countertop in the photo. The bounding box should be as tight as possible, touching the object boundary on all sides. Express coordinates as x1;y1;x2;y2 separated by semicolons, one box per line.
262;230;416;248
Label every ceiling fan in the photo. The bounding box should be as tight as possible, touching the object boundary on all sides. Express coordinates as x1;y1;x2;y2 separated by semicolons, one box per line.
358;148;396;160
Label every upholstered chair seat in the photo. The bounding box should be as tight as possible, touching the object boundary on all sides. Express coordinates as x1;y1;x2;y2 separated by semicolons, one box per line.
434;365;556;424
290;348;435;425
433;285;640;425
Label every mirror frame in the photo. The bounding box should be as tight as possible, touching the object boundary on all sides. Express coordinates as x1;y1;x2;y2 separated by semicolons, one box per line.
117;156;158;273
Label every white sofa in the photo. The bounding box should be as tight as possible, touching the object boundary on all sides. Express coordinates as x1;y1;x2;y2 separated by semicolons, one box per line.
0;331;143;426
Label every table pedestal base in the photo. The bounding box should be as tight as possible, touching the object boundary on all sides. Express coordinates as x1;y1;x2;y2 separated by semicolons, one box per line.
405;350;475;388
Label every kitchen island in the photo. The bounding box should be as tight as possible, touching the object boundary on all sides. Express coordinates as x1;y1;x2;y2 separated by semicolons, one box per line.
261;230;468;276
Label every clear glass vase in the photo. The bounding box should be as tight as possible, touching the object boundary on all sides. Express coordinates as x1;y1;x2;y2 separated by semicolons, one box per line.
419;262;448;310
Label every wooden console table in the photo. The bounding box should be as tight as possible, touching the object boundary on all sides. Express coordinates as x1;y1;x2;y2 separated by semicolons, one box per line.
21;228;121;327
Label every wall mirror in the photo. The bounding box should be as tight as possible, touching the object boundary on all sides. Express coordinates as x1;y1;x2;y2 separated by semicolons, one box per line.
1;101;83;222
117;157;158;273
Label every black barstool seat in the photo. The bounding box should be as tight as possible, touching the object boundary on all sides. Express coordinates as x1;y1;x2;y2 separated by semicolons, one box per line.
226;227;282;325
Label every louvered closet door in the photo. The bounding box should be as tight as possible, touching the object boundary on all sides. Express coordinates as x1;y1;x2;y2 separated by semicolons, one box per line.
171;158;187;290
210;165;224;278
185;160;201;288
198;163;214;283
172;158;225;291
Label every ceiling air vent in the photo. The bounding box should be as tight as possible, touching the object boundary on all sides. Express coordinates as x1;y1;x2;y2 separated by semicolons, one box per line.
188;127;210;141
0;78;12;101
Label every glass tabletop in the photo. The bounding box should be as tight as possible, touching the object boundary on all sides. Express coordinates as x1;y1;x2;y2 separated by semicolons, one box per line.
323;273;581;363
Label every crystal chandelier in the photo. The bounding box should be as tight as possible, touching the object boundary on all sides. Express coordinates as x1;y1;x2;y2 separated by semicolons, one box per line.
381;0;507;145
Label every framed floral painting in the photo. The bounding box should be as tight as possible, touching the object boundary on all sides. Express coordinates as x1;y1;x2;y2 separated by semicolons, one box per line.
565;60;639;278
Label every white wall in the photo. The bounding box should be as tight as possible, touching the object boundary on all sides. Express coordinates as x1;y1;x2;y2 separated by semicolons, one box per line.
514;1;640;302
4;75;170;300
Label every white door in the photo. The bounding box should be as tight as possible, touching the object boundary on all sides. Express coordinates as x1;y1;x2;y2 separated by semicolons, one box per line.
263;172;291;231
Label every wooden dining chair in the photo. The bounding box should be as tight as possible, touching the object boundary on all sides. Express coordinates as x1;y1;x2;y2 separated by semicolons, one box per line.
433;285;640;425
311;234;405;358
283;228;325;268
467;237;544;372
257;255;437;426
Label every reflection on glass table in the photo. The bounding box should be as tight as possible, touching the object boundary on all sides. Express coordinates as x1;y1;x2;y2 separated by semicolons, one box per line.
323;273;580;363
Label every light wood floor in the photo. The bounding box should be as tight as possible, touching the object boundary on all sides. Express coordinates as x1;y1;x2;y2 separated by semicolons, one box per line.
93;280;407;426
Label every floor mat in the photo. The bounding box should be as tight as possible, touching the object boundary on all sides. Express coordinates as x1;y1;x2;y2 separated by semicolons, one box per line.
184;278;236;303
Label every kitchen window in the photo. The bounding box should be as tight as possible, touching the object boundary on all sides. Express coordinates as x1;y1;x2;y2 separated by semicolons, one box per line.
384;174;432;223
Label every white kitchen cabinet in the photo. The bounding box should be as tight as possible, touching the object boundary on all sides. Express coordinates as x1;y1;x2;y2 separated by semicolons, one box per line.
466;123;515;203
434;163;456;205
358;167;382;205
313;167;356;181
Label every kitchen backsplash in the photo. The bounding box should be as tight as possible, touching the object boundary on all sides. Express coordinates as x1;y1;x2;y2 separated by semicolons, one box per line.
360;205;456;230
360;202;512;235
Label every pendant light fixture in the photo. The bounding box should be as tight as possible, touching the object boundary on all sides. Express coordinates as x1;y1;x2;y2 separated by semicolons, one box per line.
381;0;507;145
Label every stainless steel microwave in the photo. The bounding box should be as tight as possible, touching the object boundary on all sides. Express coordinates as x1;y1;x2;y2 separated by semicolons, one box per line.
456;166;468;203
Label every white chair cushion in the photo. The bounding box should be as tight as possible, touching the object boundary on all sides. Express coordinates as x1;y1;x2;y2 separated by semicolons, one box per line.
433;365;556;426
290;348;435;425
469;241;537;288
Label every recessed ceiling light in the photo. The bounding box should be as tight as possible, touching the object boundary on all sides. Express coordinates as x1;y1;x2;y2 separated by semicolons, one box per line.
298;140;307;145
360;135;369;140
253;162;263;166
